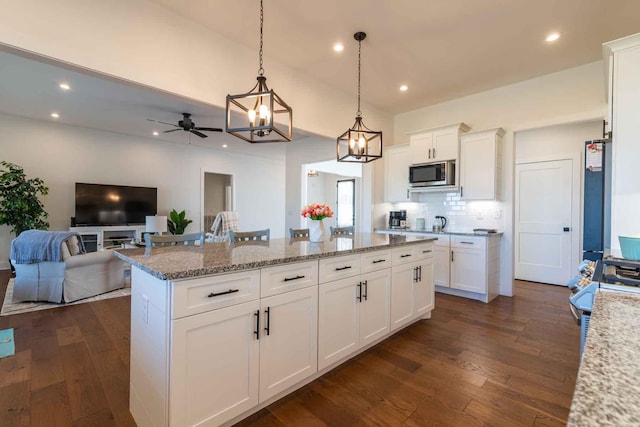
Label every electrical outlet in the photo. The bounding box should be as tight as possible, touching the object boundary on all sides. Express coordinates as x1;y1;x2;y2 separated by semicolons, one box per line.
494;209;502;219
142;295;149;324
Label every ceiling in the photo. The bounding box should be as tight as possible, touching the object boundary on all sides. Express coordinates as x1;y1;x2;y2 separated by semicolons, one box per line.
152;0;640;114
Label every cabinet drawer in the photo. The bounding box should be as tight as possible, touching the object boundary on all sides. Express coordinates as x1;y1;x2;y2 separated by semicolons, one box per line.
361;250;392;273
172;270;260;319
415;243;435;260
451;236;486;249
319;254;361;283
392;245;428;266
260;261;318;297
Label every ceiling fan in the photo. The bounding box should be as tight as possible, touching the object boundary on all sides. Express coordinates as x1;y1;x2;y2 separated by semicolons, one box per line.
147;113;223;138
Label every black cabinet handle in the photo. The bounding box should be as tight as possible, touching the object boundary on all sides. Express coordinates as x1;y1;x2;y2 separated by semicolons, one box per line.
208;289;239;298
418;266;422;282
357;282;362;302
335;266;352;271
254;310;260;340
413;267;417;283
422;250;432;253
284;275;305;282
363;280;368;301
372;259;386;264
400;254;412;258
460;241;474;245
451;251;454;262
264;307;271;336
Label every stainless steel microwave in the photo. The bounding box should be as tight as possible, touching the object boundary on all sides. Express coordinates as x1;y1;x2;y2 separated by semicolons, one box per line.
409;161;455;187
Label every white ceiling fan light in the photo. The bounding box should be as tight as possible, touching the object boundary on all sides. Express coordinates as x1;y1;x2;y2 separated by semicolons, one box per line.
59;82;71;90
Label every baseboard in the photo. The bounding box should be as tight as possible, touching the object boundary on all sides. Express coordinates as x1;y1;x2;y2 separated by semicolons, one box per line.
435;285;492;303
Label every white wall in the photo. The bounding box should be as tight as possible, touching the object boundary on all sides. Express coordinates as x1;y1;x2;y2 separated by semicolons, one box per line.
391;61;606;296
0;113;286;269
0;0;393;143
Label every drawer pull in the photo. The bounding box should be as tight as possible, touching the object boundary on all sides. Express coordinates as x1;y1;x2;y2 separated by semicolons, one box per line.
284;275;306;282
460;241;474;245
400;254;412;258
372;259;386;264
422;250;432;253
335;266;352;271
208;289;239;298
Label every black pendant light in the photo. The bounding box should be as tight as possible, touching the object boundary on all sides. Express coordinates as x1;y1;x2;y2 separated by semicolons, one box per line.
337;32;382;163
226;0;293;143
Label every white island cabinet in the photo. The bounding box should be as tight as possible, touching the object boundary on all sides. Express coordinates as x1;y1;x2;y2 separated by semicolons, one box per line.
117;234;435;427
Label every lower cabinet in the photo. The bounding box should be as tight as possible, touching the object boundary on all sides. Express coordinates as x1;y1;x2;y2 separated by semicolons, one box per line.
259;286;318;402
170;300;261;427
318;267;391;370
390;243;434;331
450;237;487;294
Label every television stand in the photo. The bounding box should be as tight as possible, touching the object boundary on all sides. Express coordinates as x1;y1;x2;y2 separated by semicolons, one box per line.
69;225;146;252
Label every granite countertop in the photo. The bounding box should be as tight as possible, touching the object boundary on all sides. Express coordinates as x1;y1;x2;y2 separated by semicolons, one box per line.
568;289;640;426
374;227;503;237
114;232;435;281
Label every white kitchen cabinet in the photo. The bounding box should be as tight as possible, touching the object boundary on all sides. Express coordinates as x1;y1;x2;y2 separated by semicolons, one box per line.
414;234;450;288
604;33;640;257
390;243;434;331
318;251;391;370
170;300;260;427
459;128;504;200
449;236;500;302
384;144;411;202
408;123;470;164
259;286;318;402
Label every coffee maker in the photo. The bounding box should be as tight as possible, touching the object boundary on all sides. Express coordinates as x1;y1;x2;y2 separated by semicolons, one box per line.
389;210;407;229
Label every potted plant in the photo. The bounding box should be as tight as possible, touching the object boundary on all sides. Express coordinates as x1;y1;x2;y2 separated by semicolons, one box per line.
0;161;49;236
168;209;192;235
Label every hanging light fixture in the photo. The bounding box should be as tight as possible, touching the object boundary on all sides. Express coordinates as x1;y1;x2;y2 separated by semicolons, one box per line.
337;32;382;163
226;0;293;143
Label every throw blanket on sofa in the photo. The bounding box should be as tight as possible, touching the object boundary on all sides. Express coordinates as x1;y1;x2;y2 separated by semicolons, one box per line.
10;230;86;264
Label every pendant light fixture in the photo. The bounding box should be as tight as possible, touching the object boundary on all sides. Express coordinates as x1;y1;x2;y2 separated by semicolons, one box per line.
337;32;382;163
226;0;293;143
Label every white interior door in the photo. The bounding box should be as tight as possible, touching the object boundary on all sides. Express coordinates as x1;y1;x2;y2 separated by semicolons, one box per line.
515;159;576;285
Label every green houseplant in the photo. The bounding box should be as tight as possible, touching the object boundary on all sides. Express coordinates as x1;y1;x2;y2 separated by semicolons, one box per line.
167;209;192;235
0;161;49;236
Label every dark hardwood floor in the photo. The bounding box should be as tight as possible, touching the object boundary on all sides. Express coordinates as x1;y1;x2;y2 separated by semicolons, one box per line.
0;270;579;426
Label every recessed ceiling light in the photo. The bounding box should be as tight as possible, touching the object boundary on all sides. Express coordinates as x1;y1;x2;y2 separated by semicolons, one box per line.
222;144;228;148
333;42;344;52
152;131;159;136
546;32;560;42
399;84;408;92
59;83;71;90
50;112;59;118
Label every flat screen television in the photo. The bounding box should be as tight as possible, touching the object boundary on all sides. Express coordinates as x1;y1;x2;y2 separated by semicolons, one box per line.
75;183;157;226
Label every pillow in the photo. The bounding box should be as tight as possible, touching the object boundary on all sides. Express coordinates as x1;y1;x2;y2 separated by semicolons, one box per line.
66;236;81;256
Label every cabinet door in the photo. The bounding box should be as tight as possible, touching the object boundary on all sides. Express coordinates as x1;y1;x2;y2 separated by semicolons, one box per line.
433;245;450;287
410;132;433;164
460;133;496;200
359;269;391;346
259;286;318;402
432;127;459;161
451;247;487;293
384;145;411;202
414;260;434;317
170;300;260;427
318;277;360;370
390;263;416;331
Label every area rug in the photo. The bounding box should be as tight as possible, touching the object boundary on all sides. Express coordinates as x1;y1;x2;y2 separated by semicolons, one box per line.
0;278;131;316
0;328;15;358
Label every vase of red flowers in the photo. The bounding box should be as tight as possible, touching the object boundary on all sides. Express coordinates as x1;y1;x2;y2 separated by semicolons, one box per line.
301;203;334;243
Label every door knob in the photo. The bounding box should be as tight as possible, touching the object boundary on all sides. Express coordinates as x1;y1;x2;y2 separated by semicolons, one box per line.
563;227;571;232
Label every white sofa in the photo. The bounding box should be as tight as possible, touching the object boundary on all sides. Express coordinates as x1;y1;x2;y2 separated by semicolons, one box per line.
11;239;127;303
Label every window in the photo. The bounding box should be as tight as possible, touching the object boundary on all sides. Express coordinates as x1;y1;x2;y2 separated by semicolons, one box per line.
336;179;355;227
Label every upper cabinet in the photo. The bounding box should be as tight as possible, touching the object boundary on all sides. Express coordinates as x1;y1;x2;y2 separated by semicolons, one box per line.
384;144;412;202
459;128;504;200
603;33;640;257
408;123;470;164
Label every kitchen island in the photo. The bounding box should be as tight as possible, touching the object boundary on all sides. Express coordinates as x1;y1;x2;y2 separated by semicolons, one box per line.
568;289;640;426
115;233;436;427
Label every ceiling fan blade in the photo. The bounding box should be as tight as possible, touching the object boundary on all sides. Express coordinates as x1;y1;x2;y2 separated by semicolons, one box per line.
162;128;182;133
190;130;208;138
194;127;223;132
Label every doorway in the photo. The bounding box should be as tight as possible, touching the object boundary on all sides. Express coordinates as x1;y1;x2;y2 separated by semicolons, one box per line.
336;179;355;227
202;172;233;232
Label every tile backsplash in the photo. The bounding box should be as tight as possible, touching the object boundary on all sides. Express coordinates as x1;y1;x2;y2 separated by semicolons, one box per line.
386;192;504;232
